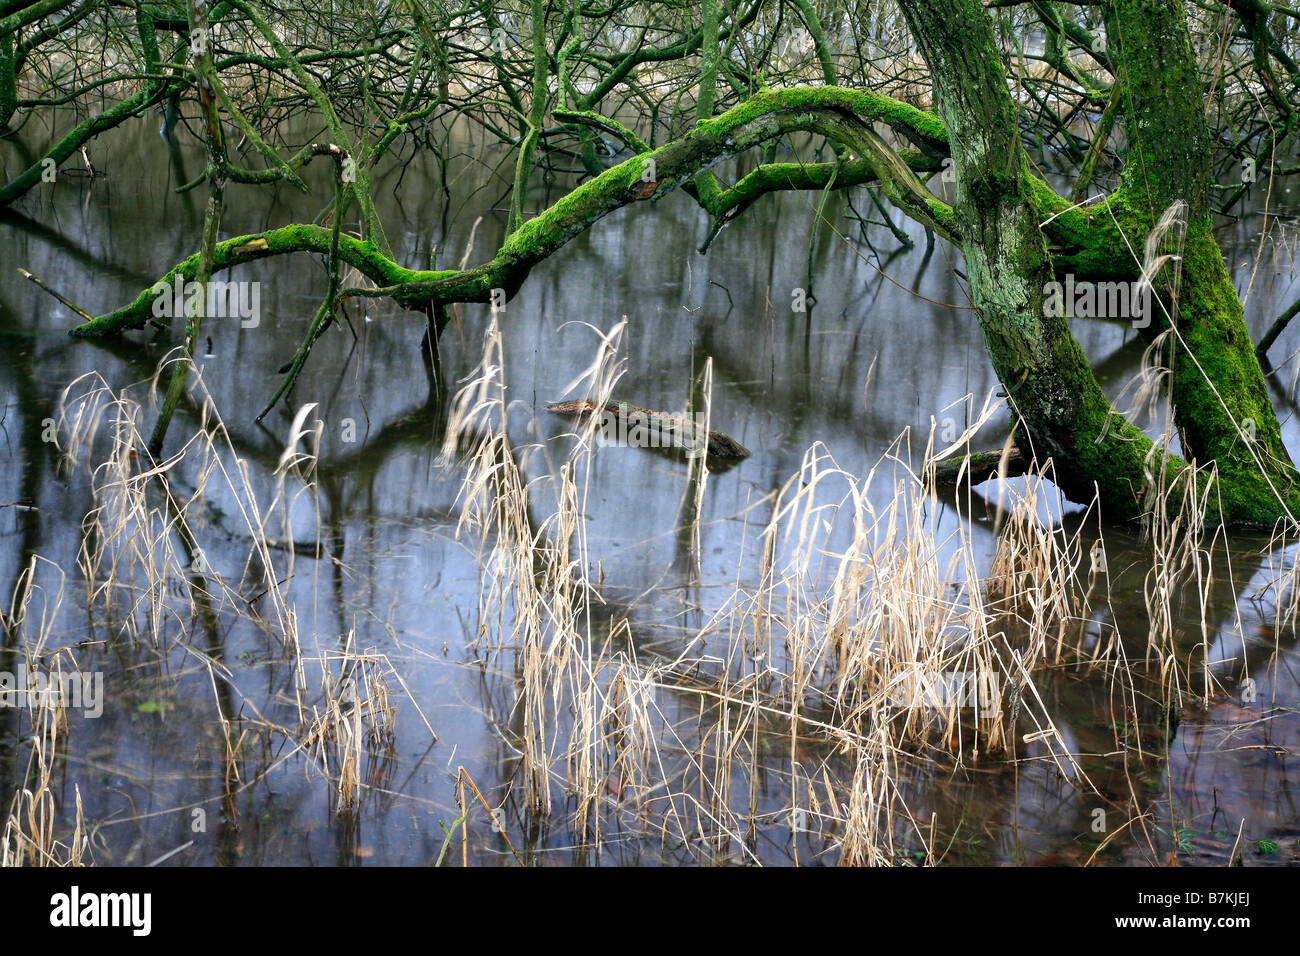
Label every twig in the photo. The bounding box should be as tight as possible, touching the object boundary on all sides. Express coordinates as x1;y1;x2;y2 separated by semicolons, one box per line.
457;766;524;866
1256;296;1300;367
17;269;95;322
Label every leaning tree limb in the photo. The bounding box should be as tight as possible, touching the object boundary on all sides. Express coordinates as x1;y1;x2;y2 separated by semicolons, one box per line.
1257;297;1300;368
72;86;962;337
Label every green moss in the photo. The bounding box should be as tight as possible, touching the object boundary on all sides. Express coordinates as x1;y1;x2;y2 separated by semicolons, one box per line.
77;84;957;335
71;226;422;336
135;6;159;74
696;86;948;151
1164;223;1300;522
0;32;15;131
1024;178;1147;279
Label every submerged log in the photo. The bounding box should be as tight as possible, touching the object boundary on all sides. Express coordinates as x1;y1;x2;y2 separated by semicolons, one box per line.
931;447;1027;486
546;399;750;460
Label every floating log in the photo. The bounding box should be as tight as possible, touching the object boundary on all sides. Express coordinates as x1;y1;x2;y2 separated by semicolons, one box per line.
932;447;1027;486
546;399;750;460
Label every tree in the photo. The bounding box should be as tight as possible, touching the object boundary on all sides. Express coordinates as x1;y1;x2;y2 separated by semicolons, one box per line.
7;0;1299;524
896;0;1299;526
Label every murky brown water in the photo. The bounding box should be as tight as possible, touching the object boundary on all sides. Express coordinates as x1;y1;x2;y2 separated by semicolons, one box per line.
2;107;1299;865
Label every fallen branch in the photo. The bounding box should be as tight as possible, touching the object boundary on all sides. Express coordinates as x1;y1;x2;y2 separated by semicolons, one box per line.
932;447;1027;487
547;399;750;460
1257;296;1300;369
17;268;94;322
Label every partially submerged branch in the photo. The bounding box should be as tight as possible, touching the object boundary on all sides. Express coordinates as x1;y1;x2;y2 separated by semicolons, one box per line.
74;86;961;336
932;447;1028;487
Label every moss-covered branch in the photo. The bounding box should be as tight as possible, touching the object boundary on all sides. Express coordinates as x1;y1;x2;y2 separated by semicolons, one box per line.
73;86;961;335
70;225;421;337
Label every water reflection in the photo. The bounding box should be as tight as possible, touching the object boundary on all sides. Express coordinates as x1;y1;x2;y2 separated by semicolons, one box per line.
1;108;1298;865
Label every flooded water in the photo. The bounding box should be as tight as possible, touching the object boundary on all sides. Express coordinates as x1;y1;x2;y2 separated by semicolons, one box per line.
2;108;1299;866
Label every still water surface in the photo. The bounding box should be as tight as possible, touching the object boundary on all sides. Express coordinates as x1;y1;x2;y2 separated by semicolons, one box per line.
2;109;1299;865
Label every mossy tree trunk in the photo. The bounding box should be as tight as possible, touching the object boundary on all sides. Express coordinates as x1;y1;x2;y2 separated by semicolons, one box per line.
895;0;1299;525
895;0;1172;519
0;28;16;131
1102;0;1298;520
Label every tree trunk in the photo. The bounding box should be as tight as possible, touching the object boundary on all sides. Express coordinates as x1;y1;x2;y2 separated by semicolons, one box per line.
896;0;1299;526
896;0;1168;520
1103;0;1298;522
